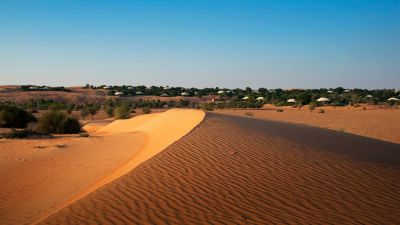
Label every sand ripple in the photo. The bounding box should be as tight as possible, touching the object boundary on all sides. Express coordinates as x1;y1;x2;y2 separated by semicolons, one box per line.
41;113;400;224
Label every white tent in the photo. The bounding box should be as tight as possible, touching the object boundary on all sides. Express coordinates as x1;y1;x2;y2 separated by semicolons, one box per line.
388;97;400;101
365;95;373;98
217;90;224;94
136;91;143;95
161;93;169;97
114;91;124;96
181;92;189;96
317;97;330;102
287;98;296;103
256;97;264;101
242;96;249;100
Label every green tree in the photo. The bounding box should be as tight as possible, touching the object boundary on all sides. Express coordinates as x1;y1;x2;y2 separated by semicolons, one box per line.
114;105;130;119
88;104;100;120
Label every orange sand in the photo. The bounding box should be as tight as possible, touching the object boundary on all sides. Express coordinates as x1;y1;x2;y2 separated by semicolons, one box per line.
0;109;204;225
40;113;400;224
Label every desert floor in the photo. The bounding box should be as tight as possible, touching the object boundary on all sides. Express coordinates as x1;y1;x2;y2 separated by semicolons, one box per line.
35;112;400;224
216;106;400;144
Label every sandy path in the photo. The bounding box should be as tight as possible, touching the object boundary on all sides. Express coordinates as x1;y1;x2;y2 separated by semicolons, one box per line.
40;113;400;224
0;109;204;225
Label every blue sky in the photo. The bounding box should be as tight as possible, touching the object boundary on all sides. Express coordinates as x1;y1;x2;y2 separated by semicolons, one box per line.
0;0;399;89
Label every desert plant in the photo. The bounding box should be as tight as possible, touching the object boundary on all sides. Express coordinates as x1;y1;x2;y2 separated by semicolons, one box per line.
201;103;215;111
142;107;152;114
276;109;284;112
104;105;114;117
1;128;51;139
38;110;67;133
59;117;81;134
114;105;131;119
88;104;100;120
38;110;81;134
318;109;325;113
0;105;37;128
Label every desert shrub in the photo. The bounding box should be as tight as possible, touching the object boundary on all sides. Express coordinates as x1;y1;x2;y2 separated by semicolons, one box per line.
104;105;114;117
362;107;367;111
201;103;215;111
142;107;152;114
38;110;81;134
354;104;361;108
38;110;67;133
2;129;48;139
114;105;131;119
309;105;315;112
59;117;81;134
276;109;284;112
0;105;36;128
2;129;30;138
318;109;325;113
244;112;254;116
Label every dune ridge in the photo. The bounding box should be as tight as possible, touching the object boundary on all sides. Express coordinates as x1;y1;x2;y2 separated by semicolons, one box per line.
0;109;204;225
41;113;400;224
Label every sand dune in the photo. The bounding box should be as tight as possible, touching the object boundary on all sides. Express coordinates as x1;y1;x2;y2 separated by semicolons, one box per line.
0;109;204;225
217;108;400;144
40;113;400;224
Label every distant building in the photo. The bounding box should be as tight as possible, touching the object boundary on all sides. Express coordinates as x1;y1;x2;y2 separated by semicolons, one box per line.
317;97;330;103
287;98;296;103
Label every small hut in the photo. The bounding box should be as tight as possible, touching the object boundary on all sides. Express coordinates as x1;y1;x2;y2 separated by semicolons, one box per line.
317;97;330;105
388;97;399;101
256;97;264;101
287;98;296;104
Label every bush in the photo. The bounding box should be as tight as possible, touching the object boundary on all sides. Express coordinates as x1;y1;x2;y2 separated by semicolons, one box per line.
2;129;48;139
318;109;325;113
201;103;215;111
142;107;152;114
0;105;37;128
59;117;81;134
38;110;81;134
276;109;284;112
38;110;67;133
104;105;114;117
114;105;130;119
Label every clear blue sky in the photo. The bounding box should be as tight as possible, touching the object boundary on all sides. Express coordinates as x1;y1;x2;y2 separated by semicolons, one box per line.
0;0;399;89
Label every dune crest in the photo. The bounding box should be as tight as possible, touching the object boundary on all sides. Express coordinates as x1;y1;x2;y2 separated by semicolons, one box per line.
0;109;204;225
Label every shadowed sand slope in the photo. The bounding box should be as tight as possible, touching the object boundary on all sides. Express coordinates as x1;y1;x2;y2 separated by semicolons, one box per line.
41;113;400;224
0;109;204;225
